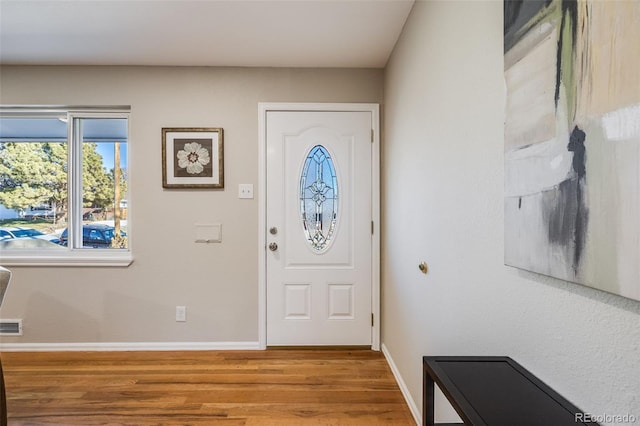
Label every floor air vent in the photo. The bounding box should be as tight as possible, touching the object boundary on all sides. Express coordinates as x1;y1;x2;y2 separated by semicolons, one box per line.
0;319;23;335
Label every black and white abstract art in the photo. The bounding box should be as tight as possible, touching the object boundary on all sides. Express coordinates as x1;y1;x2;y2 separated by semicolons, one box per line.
504;0;640;301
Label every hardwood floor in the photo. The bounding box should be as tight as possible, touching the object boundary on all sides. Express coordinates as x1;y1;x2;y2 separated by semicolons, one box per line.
1;349;416;425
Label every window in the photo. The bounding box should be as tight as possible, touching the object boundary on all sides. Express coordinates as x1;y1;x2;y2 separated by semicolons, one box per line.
0;107;131;266
300;145;339;252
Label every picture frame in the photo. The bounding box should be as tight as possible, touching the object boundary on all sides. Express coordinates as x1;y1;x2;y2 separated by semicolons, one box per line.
162;127;224;189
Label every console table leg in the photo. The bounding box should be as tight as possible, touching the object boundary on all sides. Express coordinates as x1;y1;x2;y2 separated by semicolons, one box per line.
424;371;435;426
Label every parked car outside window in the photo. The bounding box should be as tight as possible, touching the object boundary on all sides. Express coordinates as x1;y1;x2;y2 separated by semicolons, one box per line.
59;224;126;248
0;227;60;244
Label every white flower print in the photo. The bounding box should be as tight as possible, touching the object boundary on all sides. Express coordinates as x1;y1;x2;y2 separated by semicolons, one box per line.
177;142;210;174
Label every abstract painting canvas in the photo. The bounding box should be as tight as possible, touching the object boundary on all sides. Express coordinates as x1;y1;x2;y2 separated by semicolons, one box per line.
504;0;640;301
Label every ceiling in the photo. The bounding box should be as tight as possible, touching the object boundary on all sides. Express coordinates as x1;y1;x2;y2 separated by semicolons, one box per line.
0;0;414;68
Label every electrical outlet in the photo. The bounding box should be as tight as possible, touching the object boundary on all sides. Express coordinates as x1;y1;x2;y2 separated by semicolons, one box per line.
176;306;186;322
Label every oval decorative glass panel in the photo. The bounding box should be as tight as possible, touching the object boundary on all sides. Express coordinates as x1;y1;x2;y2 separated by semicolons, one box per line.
300;145;338;252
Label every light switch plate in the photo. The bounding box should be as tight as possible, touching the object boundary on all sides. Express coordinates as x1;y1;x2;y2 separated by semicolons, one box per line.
239;184;254;199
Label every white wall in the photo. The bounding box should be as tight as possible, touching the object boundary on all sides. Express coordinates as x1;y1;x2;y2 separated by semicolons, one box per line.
0;65;383;346
382;1;640;424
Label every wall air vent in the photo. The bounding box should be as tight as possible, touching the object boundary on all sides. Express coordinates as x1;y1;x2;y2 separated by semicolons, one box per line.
0;319;23;335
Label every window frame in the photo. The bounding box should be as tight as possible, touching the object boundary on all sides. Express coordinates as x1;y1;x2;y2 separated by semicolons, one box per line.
0;106;132;267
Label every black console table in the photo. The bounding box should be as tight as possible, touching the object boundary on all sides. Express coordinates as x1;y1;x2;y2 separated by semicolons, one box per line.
423;356;599;426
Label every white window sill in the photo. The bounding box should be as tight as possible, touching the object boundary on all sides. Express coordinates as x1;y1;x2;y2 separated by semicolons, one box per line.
0;251;133;267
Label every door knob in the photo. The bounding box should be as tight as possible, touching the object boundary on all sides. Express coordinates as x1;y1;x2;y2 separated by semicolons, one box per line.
270;227;278;235
269;242;278;251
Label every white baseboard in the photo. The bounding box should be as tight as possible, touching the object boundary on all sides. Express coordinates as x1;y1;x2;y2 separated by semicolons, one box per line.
381;343;421;426
0;341;261;352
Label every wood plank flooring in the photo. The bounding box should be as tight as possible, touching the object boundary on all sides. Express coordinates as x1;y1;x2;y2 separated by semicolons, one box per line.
0;349;416;425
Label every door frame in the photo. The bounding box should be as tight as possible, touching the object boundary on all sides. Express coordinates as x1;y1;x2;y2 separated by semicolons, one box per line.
258;102;380;350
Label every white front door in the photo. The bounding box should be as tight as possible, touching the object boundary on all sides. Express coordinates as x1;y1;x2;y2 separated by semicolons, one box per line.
264;107;377;346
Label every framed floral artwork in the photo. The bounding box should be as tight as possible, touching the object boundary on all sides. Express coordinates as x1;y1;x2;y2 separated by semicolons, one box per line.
162;127;224;188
